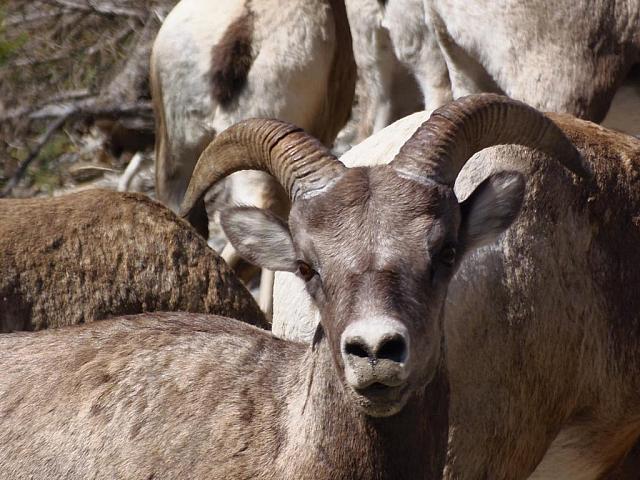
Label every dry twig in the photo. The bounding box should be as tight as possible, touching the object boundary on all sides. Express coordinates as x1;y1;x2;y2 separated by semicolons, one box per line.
1;89;91;121
0;112;73;198
46;0;145;20
3;10;65;27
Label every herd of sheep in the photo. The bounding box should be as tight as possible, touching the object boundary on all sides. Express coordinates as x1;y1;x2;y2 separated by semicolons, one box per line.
1;0;640;479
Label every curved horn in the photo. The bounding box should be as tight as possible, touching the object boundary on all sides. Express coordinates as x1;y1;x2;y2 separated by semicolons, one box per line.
390;94;592;186
179;119;346;217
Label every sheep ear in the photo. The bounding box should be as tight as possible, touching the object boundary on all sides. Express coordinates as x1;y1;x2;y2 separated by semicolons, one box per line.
221;207;298;272
459;171;525;252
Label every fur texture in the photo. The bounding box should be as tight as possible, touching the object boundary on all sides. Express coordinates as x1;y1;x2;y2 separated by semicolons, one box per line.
425;0;640;127
151;0;356;214
344;0;431;142
0;190;266;332
346;0;639;142
210;9;255;107
0;313;448;479
151;0;356;314
272;112;640;478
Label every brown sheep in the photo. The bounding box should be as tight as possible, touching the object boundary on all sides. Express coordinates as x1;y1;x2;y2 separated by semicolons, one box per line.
0;190;266;332
273;105;640;477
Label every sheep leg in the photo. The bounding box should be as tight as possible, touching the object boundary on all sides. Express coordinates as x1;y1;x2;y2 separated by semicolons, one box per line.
258;269;274;320
117;152;145;192
221;243;241;269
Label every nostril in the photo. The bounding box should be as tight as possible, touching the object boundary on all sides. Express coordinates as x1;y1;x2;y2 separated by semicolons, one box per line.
376;336;407;363
345;340;370;359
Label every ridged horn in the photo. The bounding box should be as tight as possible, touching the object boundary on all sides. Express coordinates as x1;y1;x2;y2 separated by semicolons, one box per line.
179;119;346;218
390;94;592;186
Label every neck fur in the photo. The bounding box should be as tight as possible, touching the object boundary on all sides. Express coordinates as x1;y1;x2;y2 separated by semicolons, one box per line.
279;337;449;479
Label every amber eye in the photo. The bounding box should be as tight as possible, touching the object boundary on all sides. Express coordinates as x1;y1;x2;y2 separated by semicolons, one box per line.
297;261;317;282
438;245;457;267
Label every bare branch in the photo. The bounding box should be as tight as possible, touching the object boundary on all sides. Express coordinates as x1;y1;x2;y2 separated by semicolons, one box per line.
2;19;135;69
0;89;91;122
28;99;153;121
86;24;134;55
45;0;145;20
101;17;156;102
8;50;84;68
117;151;145;192
0;5;164;196
3;10;65;27
0;112;73;198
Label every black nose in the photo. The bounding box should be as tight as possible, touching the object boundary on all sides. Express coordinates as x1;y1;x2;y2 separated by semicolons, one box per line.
344;333;408;364
377;336;407;363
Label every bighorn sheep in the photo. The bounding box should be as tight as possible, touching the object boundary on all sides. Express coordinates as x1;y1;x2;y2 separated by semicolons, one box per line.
343;0;448;142
350;0;639;138
0;96;584;479
151;0;355;226
183;99;594;478
382;0;452;112
423;0;640;130
151;0;355;315
0;190;265;332
343;0;427;142
0;111;512;480
0;309;448;479
272;102;640;477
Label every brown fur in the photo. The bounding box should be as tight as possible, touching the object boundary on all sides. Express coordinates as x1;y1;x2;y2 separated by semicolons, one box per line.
0;161;491;479
210;8;255;107
444;114;640;478
288;167;460;355
0;190;266;331
601;438;640;479
553;113;640;352
0;313;448;479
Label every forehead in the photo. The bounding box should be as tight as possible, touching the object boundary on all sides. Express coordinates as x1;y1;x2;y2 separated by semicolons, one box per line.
291;166;458;265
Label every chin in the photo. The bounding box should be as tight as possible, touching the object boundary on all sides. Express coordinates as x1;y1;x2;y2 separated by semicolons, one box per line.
348;383;411;418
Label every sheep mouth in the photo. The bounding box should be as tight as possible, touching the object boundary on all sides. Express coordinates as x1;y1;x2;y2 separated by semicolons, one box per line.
360;382;397;396
350;383;410;417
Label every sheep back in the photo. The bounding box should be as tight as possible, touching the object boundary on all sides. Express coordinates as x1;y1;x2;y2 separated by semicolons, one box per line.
0;190;266;331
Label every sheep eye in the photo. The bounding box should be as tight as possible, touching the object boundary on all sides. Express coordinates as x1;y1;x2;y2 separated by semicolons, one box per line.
297;261;317;282
438;245;457;267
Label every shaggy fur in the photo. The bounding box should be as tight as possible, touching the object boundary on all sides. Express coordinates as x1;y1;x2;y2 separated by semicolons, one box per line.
448;115;640;479
272;113;640;479
0;190;265;332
